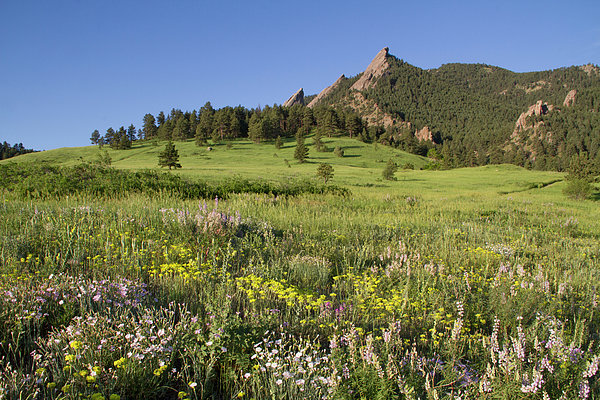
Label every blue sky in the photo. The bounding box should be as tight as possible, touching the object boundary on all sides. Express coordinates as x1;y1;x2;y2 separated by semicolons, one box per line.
1;0;599;150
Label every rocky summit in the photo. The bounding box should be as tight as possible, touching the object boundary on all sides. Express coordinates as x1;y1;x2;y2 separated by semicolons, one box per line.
282;88;305;107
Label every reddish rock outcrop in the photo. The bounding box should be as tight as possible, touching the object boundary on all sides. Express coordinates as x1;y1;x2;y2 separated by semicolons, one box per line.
415;126;433;142
513;100;554;136
307;75;346;108
282;88;305;107
580;64;600;76
563;89;577;107
350;47;390;91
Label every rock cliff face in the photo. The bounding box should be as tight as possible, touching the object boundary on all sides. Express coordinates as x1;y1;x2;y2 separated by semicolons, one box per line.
580;64;600;76
563;89;577;107
508;100;557;159
307;75;346;108
513;100;554;136
282;88;305;107
415;126;433;142
307;48;396;126
350;47;390;91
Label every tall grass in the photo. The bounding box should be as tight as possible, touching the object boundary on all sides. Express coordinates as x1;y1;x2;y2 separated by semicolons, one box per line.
0;165;598;398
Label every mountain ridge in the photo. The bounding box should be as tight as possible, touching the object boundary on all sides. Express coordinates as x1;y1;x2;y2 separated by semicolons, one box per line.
286;47;600;169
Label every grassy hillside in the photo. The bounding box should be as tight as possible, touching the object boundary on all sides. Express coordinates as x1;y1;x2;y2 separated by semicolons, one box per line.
3;136;573;194
3;137;429;184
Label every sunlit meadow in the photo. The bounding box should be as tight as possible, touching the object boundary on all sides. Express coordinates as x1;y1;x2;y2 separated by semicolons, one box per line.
0;145;599;399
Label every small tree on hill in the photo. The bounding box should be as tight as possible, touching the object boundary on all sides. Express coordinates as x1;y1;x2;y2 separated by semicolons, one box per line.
382;159;398;180
275;135;283;149
158;141;182;170
90;130;100;145
316;163;334;183
294;128;309;163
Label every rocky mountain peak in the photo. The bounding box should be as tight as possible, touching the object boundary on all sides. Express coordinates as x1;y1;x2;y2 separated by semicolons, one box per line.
350;47;390;91
307;75;346;108
282;88;305;107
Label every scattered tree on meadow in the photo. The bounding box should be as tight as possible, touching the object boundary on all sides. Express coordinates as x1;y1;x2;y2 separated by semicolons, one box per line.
334;146;344;157
382;159;398;180
316;163;334;183
275;135;283;149
158;141;182;170
313;127;325;152
294;128;309;163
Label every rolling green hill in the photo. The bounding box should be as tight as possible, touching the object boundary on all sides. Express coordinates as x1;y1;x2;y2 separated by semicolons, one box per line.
2;136;429;185
2;135;582;206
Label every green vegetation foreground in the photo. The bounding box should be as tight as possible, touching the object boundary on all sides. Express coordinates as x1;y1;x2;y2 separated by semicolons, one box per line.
0;162;599;399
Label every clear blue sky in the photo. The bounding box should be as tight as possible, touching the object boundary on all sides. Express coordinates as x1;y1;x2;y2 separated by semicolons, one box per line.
1;0;599;150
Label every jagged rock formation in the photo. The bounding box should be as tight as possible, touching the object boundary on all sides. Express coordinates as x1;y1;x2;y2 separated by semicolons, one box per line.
563;89;577;107
307;75;346;108
580;64;600;76
415;126;433;142
282;88;305;107
513;100;554;137
344;91;397;127
508;100;557;159
350;47;390;91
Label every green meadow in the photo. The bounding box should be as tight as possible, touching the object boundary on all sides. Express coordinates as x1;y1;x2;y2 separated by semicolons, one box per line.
1;137;599;399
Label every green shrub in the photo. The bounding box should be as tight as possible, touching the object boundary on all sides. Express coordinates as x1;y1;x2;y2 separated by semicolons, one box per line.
563;178;593;200
382;159;398;180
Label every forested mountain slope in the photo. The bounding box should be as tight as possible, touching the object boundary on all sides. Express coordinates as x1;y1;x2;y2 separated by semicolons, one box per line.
306;48;600;169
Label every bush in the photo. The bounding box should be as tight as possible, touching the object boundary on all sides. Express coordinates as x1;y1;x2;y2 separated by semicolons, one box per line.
382;159;398;180
316;163;334;183
563;178;593;200
0;163;350;200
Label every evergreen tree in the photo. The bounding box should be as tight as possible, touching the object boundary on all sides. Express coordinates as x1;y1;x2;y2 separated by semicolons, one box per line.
314;127;325;152
143;114;158;139
90;130;100;145
197;102;215;142
158;141;182;169
382;159;399;180
127;124;137;142
316;163;334;183
345;114;361;138
275;135;283;149
302;108;314;135
173;118;190;141
104;127;116;146
213;110;229;141
157;111;166;127
229;112;241;138
195;124;207;146
294;128;309;163
248;113;264;143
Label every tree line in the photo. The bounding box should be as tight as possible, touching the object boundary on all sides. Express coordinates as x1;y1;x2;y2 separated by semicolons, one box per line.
91;102;376;149
0;141;36;160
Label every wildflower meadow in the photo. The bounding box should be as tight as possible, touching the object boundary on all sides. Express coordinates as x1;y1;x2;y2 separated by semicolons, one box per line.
0;162;598;399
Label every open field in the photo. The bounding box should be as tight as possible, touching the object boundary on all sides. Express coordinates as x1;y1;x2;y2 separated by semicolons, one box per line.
1;138;599;399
